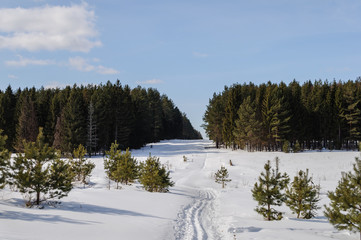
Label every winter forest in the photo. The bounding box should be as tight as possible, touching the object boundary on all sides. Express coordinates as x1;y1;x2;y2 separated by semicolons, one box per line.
0;80;202;154
203;79;361;151
2;79;361;240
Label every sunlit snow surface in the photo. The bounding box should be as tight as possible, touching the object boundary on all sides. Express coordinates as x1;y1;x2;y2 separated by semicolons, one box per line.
0;140;360;240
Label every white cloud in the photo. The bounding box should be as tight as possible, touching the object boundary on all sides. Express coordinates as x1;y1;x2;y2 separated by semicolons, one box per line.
68;56;119;75
44;81;68;89
68;56;95;72
8;74;18;79
5;55;55;66
97;65;120;75
193;52;209;58
0;3;101;52
137;79;163;85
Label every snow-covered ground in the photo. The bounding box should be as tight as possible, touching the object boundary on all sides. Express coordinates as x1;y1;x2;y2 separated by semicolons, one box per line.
0;140;360;240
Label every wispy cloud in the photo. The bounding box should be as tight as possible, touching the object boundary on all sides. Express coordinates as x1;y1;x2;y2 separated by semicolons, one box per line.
8;74;18;79
68;56;119;75
44;81;69;89
97;65;119;75
5;55;55;66
136;79;163;85
193;52;209;58
0;3;101;52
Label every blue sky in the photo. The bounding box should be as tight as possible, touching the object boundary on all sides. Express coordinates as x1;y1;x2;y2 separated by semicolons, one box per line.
1;1;361;138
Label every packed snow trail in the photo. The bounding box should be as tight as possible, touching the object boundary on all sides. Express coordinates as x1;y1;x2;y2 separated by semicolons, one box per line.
172;143;223;240
174;189;220;240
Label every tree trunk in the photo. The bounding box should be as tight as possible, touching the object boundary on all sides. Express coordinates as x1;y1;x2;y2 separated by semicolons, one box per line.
36;191;40;205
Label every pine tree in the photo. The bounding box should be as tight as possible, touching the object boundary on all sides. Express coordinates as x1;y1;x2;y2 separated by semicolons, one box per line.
285;169;320;219
203;93;225;148
282;140;290;153
70;144;95;186
139;154;174;192
0;86;16;150
0;130;10;188
104;142;138;188
62;86;87;153
87;101;98;156
214;166;231;188
104;141;119;189
222;88;239;149
342;84;361;147
112;148;138;186
233;96;262;151
252;157;289;220
293;140;301;153
15;95;38;151
52;111;65;151
148;88;163;142
10;128;73;206
324;158;361;239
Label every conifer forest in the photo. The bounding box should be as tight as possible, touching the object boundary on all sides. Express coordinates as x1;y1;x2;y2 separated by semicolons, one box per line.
0;80;202;154
203;79;361;151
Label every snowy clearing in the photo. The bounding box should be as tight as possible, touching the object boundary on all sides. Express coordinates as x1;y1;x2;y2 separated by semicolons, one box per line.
1;140;360;240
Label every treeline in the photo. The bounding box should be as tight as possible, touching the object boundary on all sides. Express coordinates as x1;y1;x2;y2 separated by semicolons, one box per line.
203;79;361;151
0;80;202;153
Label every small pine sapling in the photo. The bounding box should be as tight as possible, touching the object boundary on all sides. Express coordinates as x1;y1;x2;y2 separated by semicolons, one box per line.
104;141;120;189
285;169;320;219
252;157;289;221
104;142;139;189
0;130;10;189
324;158;361;239
10;128;73;206
214;166;231;188
139;154;174;192
282;140;290;153
112;148;138;186
293;140;301;153
71;144;95;186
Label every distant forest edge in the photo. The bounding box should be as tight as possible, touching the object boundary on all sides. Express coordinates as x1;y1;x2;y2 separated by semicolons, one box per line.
0;80;202;153
203;79;361;151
